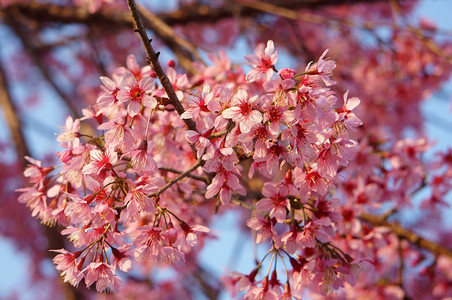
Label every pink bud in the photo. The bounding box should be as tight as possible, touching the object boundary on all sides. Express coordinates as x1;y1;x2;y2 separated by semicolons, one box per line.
278;68;296;79
167;60;176;68
166;227;178;244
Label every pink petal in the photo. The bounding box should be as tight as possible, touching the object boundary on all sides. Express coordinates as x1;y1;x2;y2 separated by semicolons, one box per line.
100;76;116;91
346;97;360;111
265;40;275;56
222;107;240;119
256;198;274;211
184;130;200;143
139;76;154;91
120;71;136;88
142;94;157;109
128;101;141;117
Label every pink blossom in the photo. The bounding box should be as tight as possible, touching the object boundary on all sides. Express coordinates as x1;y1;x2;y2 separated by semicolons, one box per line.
244;277;280;300
279;227;300;253
127;139;157;172
83;261;122;292
179;221;210;247
117;71;157;117
263;105;294;136
64;195;93;223
256;183;290;223
222;89;262;133
57;116;81;146
263;77;296;107
294;166;329;196
164;67;189;100
82;149;118;175
229;269;259;296
134;226;184;263
245;40;278;82
247;214;277;244
110;246;133;273
336;91;363;130
205;170;246;204
184;130;215;159
61;225;95;248
98;114;133;152
306;49;336;86
52;249;84;287
23;156;53;188
278;68;296;80
97;76;119;110
181;84;220;119
344;258;374;286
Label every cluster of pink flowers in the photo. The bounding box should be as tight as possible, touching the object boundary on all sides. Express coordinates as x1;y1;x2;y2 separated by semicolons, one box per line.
18;41;371;297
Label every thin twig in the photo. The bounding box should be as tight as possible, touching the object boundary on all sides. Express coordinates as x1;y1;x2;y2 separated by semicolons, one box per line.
159;0;387;26
231;198;257;211
396;238;405;287
158;166;208;183
125;0;197;132
149;159;203;198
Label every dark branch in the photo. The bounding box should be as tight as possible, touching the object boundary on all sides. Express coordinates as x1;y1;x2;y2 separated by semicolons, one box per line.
3;0;388;28
125;0;197;132
137;4;205;73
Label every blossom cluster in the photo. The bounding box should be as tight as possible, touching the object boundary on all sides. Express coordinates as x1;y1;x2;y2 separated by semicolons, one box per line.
17;40;371;298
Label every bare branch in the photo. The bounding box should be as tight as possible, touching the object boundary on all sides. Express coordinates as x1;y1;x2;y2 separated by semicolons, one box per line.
148;159;202;198
1;2;132;28
126;0;197;132
137;4;205;73
3;0;388;28
158;166;208;183
149;159;203;198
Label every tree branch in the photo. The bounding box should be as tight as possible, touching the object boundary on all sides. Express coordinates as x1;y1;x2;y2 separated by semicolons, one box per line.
137;4;205;73
149;159;203;198
126;0;197;132
232;195;452;260
158;166;208;183
159;0;387;26
3;0;388;28
359;213;452;259
1;2;132;28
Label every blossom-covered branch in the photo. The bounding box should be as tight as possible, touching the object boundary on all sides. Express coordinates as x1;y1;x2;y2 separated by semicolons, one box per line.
360;213;452;259
7;0;452;299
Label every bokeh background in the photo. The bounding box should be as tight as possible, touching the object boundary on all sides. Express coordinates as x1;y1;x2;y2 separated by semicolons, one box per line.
1;0;452;299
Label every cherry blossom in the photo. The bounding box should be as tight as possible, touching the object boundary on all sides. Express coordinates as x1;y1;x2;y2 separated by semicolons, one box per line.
222;89;263;133
245;40;278;82
117;71;157;117
13;35;401;299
